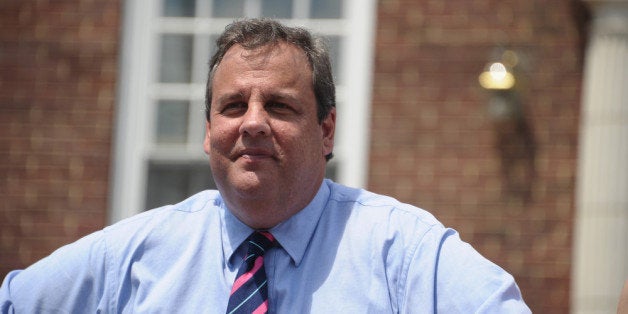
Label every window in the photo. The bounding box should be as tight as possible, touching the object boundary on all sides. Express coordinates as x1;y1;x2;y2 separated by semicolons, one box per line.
110;0;376;222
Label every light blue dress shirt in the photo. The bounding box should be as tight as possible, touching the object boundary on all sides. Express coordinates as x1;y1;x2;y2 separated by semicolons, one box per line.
1;179;530;313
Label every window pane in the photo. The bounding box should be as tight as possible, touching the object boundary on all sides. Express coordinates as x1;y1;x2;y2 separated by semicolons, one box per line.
159;34;193;83
162;0;195;17
145;162;215;209
212;0;244;17
261;0;293;18
310;0;342;19
325;35;342;84
156;100;189;144
209;34;219;58
325;161;338;181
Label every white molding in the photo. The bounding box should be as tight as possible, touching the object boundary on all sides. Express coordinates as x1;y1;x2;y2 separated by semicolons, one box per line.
336;0;376;188
108;0;157;223
573;1;628;313
109;0;376;222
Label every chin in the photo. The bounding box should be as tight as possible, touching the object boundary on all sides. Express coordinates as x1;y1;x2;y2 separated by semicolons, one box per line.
228;172;273;197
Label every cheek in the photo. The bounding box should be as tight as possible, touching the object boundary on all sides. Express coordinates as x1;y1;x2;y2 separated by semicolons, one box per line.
210;129;232;152
209;120;239;145
281;125;323;155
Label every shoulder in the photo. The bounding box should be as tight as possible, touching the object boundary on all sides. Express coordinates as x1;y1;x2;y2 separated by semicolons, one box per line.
323;181;530;312
101;190;223;254
0;190;225;313
323;180;451;268
105;190;222;234
325;180;444;236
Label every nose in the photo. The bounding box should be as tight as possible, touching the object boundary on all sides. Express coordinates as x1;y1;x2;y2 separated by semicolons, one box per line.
239;104;271;137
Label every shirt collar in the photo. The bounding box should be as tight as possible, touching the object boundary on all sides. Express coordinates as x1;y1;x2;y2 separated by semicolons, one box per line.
269;181;330;266
221;203;254;268
220;180;331;267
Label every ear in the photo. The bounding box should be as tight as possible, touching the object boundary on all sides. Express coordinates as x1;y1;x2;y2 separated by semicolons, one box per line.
321;107;336;157
203;120;211;155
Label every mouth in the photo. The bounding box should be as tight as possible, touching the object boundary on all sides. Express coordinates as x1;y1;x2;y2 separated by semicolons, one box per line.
234;147;276;162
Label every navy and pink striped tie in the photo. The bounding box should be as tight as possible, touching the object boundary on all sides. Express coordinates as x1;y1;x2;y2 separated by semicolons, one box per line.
226;231;278;314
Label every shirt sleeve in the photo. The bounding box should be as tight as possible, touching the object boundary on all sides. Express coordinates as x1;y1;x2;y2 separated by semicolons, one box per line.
402;227;532;313
0;230;109;313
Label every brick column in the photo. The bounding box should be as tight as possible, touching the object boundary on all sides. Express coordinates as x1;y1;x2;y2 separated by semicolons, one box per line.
573;1;628;312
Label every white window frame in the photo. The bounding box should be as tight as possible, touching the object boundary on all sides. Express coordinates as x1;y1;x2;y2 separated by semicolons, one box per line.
109;0;376;223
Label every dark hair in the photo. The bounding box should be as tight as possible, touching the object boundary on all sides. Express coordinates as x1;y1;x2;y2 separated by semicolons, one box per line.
205;18;336;125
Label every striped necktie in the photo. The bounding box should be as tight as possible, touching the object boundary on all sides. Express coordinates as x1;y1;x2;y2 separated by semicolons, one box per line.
226;231;278;314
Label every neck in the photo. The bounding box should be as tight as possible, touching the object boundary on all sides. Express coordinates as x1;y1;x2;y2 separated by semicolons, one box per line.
224;179;323;229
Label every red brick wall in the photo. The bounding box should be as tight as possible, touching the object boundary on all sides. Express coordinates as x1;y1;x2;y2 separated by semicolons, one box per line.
1;1;586;312
0;1;119;276
370;1;587;313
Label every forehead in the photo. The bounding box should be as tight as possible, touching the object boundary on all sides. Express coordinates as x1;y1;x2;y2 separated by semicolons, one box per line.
210;43;316;107
216;42;311;77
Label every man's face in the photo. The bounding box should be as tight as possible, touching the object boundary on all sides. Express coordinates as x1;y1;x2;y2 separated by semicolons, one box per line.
204;42;335;227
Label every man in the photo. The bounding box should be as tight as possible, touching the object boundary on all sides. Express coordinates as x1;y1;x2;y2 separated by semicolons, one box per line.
1;19;530;313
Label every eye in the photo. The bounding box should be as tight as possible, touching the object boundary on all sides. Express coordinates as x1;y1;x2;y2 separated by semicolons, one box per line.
220;102;247;115
266;101;293;113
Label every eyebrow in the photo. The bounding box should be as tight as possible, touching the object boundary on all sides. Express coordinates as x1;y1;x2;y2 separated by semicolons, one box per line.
214;92;245;106
214;90;302;106
261;90;301;104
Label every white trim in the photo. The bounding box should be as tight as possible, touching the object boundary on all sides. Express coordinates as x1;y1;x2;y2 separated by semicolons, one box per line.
335;0;376;188
109;0;158;223
293;0;310;18
110;0;376;222
156;18;348;36
573;2;628;312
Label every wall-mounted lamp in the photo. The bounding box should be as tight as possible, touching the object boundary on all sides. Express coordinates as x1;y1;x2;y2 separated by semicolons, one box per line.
478;50;521;121
479;49;535;202
478;62;516;90
479;49;519;90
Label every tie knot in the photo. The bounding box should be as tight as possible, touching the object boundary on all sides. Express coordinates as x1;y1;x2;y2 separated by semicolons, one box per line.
246;231;277;257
